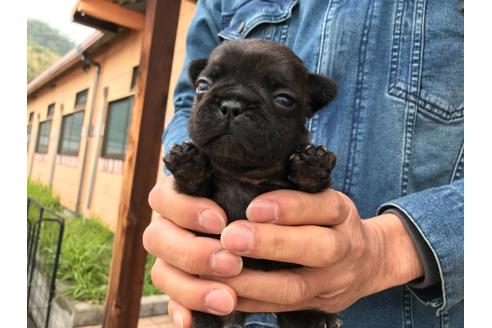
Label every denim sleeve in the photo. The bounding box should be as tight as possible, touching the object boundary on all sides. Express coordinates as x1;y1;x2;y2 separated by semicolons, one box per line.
377;179;464;316
162;0;223;174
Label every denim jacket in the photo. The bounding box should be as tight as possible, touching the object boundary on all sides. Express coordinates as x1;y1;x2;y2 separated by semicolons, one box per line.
163;0;464;327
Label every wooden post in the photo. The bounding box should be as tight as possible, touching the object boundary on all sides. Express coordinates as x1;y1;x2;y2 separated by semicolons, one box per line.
102;0;181;327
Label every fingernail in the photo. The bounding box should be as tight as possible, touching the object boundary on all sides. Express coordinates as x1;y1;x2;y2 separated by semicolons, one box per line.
198;210;226;234
246;199;279;222
172;310;184;328
222;223;253;253
204;289;235;315
210;250;243;276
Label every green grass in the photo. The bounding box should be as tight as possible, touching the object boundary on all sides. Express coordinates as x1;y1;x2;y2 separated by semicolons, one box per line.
28;180;161;304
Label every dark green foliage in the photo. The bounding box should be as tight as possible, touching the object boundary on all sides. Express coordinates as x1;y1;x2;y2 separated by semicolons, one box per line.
27;180;161;303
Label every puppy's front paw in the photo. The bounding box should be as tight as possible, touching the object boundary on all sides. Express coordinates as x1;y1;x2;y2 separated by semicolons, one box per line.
288;145;336;193
164;141;212;196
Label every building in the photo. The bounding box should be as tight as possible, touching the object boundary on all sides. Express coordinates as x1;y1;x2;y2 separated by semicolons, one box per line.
27;0;196;229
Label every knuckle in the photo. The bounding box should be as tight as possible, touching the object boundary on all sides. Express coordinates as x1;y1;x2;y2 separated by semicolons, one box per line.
271;231;288;259
314;230;336;267
350;234;366;259
337;234;351;259
179;249;200;274
285;274;309;305
340;192;357;217
332;191;345;218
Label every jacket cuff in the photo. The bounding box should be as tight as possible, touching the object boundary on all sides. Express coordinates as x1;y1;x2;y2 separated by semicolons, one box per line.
377;180;464;316
384;208;440;288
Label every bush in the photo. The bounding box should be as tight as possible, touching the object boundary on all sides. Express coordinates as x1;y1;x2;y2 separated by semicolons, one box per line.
28;180;161;304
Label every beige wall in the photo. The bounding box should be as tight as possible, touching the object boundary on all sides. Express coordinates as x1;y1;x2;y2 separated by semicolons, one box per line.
81;30;143;228
27;0;197;229
29;64;97;211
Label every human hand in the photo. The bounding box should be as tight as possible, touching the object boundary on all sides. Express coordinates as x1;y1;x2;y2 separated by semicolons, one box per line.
217;188;425;313
144;175;242;327
144;177;424;327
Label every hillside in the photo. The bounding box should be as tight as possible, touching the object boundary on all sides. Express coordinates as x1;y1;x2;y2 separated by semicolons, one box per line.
27;19;76;82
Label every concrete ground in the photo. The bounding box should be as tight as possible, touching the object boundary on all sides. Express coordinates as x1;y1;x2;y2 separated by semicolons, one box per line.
80;315;175;328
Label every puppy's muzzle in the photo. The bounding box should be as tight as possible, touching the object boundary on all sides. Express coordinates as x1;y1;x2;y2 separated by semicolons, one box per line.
219;99;245;119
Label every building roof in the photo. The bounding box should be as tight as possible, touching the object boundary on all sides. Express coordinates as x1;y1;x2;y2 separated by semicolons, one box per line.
27;31;109;96
27;0;146;97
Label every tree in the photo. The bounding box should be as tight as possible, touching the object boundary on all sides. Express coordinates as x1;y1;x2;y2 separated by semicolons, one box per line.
27;19;76;82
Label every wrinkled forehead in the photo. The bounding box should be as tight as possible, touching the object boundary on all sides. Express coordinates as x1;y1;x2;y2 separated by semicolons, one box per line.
204;41;306;84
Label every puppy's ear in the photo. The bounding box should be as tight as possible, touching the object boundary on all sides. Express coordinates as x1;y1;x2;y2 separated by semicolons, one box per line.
306;73;337;117
188;58;208;84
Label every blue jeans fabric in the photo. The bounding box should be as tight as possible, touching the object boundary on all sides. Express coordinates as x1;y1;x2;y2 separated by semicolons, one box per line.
163;0;464;327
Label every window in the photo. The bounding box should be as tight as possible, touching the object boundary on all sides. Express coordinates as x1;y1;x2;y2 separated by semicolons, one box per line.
58;111;84;156
47;103;55;118
102;97;134;159
75;89;89;109
130;66;139;90
35;120;52;154
28;112;34;123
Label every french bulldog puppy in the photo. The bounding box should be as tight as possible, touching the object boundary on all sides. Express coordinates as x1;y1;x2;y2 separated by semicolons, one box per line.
165;39;339;328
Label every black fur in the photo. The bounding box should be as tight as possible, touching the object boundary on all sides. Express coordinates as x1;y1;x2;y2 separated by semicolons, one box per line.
165;40;339;328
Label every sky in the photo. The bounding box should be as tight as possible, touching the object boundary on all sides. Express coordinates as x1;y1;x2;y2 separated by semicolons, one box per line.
27;0;96;44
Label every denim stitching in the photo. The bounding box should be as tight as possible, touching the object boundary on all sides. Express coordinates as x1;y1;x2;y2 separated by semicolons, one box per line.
218;0;298;40
440;311;450;328
263;23;274;40
342;0;374;195
450;142;464;182
403;287;414;327
391;84;464;122
278;23;289;43
388;0;463;121
316;0;335;74
401;0;426;196
388;0;406;93
308;0;335;136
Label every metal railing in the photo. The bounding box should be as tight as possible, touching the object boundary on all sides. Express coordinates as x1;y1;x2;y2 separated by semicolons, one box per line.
27;198;65;328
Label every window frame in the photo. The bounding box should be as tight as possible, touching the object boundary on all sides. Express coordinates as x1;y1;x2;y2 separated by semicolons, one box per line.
101;96;134;160
35;120;52;154
74;89;89;109
47;103;55;119
57;110;85;156
130;66;139;91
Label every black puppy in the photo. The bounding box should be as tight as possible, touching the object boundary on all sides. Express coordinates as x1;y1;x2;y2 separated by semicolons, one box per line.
165;39;339;328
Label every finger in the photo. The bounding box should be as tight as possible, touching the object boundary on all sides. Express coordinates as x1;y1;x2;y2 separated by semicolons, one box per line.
148;176;227;234
246;188;353;226
236;297;321;313
143;217;242;276
221;220;349;267
168;299;192;328
218;268;321;306
151;259;237;316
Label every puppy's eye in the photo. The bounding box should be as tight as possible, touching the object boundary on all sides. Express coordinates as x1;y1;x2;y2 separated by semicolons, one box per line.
196;79;210;94
274;94;295;109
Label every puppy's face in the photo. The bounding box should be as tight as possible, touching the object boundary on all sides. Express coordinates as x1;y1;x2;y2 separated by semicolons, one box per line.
188;40;336;170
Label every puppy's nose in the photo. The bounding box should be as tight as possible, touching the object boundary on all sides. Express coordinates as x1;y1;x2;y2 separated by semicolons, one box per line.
219;100;244;118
